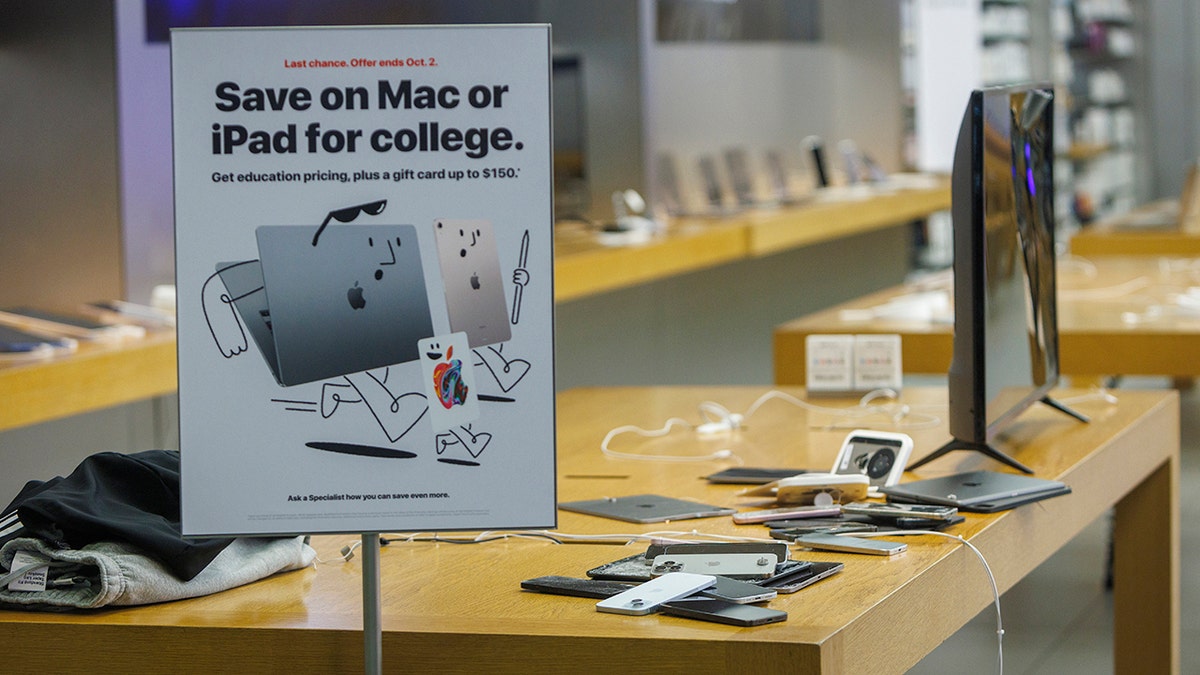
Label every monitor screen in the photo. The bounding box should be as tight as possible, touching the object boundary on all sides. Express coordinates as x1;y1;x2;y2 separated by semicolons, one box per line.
910;84;1086;475
979;85;1059;432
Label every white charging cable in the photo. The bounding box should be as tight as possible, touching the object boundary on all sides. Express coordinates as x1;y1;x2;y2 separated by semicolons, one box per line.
844;530;1005;675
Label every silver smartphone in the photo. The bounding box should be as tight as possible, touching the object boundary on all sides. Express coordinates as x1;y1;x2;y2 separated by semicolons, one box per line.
651;553;778;579
732;504;841;524
840;501;958;521
791;533;907;556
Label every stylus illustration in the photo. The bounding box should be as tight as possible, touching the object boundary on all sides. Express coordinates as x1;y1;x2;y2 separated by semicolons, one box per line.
512;230;530;324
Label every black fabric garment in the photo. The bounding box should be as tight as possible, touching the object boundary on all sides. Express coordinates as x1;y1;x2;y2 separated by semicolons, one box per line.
0;450;232;581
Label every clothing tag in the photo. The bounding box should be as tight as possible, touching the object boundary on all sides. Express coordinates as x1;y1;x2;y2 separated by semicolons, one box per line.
7;550;49;592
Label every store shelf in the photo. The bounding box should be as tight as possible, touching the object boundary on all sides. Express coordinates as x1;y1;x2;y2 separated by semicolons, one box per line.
554;177;951;301
0;330;177;433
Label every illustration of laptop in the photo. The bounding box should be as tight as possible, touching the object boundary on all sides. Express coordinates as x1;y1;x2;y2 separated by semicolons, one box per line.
433;219;511;347
216;224;434;386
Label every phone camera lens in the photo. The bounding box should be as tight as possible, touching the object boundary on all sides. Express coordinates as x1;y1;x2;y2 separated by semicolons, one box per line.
866;448;895;479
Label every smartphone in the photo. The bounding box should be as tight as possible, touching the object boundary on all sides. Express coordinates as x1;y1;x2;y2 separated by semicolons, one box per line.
705;467;808;485
84;300;175;328
840;501;957;521
0;307;140;340
654;541;789;562
732;505;841;524
651;553;778;579
596;572;716;616
698;576;777;604
831;430;914;492
520;576;635;599
0;324;71;353
660;597;787;627
891;514;964;531
791;533;907;556
804;136;829;188
761;561;844;593
768;520;878;538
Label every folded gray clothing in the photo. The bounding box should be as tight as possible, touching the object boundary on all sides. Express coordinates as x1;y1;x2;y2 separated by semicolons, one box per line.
0;535;316;609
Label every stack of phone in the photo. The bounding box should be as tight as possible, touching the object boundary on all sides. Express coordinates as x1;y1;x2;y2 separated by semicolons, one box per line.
522;541;845;627
769;502;961;555
732;499;960;540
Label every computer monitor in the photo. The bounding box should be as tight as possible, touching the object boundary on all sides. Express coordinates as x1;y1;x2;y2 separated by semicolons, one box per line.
908;84;1087;475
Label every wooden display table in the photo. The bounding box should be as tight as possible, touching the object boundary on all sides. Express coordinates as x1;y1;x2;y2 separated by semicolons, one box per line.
0;385;1178;674
774;256;1200;385
1070;200;1200;257
0;330;177;434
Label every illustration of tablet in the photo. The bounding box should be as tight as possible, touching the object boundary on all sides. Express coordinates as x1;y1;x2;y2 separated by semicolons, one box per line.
433;219;511;347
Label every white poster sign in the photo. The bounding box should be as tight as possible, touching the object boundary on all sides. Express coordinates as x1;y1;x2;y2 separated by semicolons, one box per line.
171;25;555;537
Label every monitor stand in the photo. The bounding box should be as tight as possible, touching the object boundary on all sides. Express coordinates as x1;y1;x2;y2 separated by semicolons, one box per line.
907;396;1090;475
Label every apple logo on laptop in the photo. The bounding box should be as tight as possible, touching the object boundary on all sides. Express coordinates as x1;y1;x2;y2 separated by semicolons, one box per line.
347;281;366;310
470;273;480;290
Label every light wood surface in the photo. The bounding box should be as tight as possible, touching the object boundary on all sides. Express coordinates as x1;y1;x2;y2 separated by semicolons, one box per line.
743;182;951;257
0;330;177;433
1069;200;1200;257
554;179;950;302
774;256;1200;384
0;385;1178;674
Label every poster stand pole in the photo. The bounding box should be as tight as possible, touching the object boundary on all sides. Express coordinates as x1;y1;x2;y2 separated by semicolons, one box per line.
362;533;382;675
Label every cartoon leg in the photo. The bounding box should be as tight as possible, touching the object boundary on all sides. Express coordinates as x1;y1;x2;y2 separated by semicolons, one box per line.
474;345;530;393
434;424;493;467
320;382;363;418
344;370;427;442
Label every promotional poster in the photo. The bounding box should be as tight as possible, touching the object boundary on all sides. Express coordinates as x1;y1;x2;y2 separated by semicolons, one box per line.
171;25;555;537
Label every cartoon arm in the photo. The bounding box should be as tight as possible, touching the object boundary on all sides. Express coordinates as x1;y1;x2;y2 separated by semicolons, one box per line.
201;269;248;358
511;230;530;324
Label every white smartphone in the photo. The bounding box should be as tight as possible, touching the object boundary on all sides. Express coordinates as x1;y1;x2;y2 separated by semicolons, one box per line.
791;533;907;556
596;572;716;616
831;430;913;493
732;504;842;524
651;553;778;579
742;473;870;506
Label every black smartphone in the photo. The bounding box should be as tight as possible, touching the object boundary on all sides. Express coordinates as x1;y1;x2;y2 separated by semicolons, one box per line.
761;561;844;593
705;467;808;485
660;597;787;627
0;324;68;353
698;576;776;604
520;576;635;599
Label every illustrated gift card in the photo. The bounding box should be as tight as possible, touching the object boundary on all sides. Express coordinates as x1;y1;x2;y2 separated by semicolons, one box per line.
418;332;480;433
434;219;511;347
